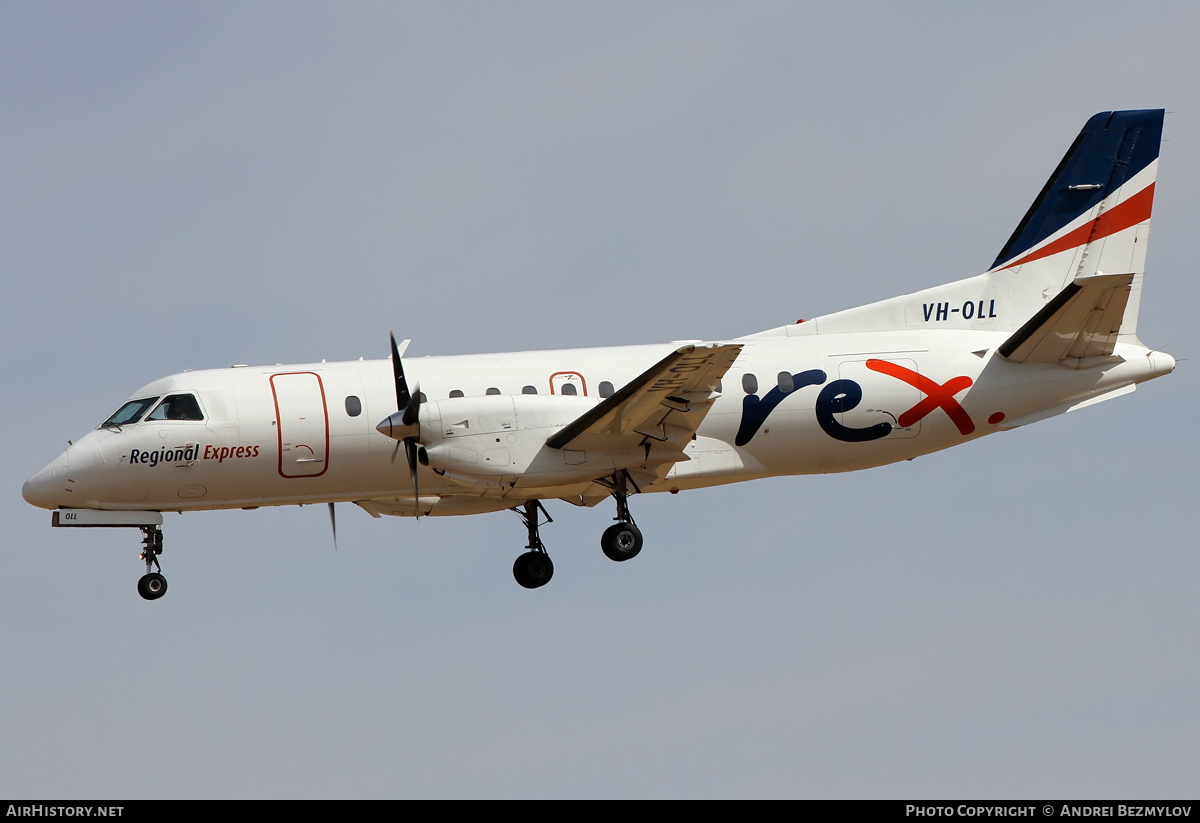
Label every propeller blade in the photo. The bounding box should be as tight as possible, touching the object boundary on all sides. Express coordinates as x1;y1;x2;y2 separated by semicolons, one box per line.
390;332;411;411
405;437;420;516
403;382;421;427
379;338;421;440
388;334;423;517
328;502;338;550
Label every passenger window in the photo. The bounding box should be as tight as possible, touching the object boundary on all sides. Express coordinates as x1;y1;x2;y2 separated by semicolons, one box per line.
742;374;758;394
777;372;794;393
599;381;614;398
560;383;577;396
449;389;464;399
345;395;362;417
486;387;501;396
522;386;538;395
146;394;204;421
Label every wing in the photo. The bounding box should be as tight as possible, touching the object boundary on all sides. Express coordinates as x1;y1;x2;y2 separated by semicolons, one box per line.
546;343;742;484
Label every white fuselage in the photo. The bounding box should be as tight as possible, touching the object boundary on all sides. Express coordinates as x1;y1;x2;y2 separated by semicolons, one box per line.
20;108;1177;599
22;328;1175;517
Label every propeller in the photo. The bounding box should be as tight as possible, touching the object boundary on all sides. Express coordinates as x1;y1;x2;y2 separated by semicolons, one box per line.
377;333;423;513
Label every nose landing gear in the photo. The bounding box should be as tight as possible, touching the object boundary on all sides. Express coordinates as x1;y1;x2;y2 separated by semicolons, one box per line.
49;510;169;600
137;525;167;601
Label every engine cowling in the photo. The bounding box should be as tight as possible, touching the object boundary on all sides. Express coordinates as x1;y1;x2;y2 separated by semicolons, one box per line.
415;394;631;486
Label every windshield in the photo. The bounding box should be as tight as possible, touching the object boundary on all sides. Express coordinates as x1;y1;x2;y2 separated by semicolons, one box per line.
145;394;204;422
100;397;159;429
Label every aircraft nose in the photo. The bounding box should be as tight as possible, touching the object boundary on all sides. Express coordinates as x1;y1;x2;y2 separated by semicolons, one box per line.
22;459;64;510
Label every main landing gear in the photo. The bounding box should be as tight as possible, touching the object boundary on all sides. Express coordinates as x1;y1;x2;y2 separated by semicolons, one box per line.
511;501;554;589
137;524;168;601
599;471;642;563
508;472;645;589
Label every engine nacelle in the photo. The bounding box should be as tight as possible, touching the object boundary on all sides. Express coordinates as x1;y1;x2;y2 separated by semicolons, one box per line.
416;394;636;486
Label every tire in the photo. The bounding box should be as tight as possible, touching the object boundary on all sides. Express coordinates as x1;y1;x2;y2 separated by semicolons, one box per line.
513;551;554;589
601;522;643;562
138;572;168;601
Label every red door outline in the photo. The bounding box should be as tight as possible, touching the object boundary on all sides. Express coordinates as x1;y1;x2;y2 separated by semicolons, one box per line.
549;371;587;396
270;372;330;478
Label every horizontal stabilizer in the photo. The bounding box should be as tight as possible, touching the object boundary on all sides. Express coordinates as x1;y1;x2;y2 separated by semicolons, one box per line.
998;272;1134;366
995;384;1136;430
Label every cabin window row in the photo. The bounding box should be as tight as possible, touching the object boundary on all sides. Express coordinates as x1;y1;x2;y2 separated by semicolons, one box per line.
344;380;618;416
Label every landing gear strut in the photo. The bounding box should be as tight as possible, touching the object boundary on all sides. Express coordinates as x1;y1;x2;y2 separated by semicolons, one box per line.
511;500;554;589
600;471;643;562
137;525;167;601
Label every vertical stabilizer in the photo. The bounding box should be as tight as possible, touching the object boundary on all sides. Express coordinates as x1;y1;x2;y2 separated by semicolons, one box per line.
752;110;1165;342
989;109;1163;343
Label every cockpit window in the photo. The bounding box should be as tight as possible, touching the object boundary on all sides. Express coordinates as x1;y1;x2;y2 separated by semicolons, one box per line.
146;394;205;422
100;397;159;429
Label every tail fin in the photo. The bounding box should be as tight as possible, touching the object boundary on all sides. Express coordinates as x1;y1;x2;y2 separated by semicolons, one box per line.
777;110;1164;343
991;109;1163;349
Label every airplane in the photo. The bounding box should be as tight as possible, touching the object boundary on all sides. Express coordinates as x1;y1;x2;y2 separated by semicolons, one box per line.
23;109;1176;599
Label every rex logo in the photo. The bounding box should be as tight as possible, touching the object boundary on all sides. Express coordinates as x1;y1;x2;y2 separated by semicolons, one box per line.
735;359;975;445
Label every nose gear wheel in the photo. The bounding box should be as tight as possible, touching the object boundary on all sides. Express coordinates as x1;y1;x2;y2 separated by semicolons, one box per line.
137;525;167;601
